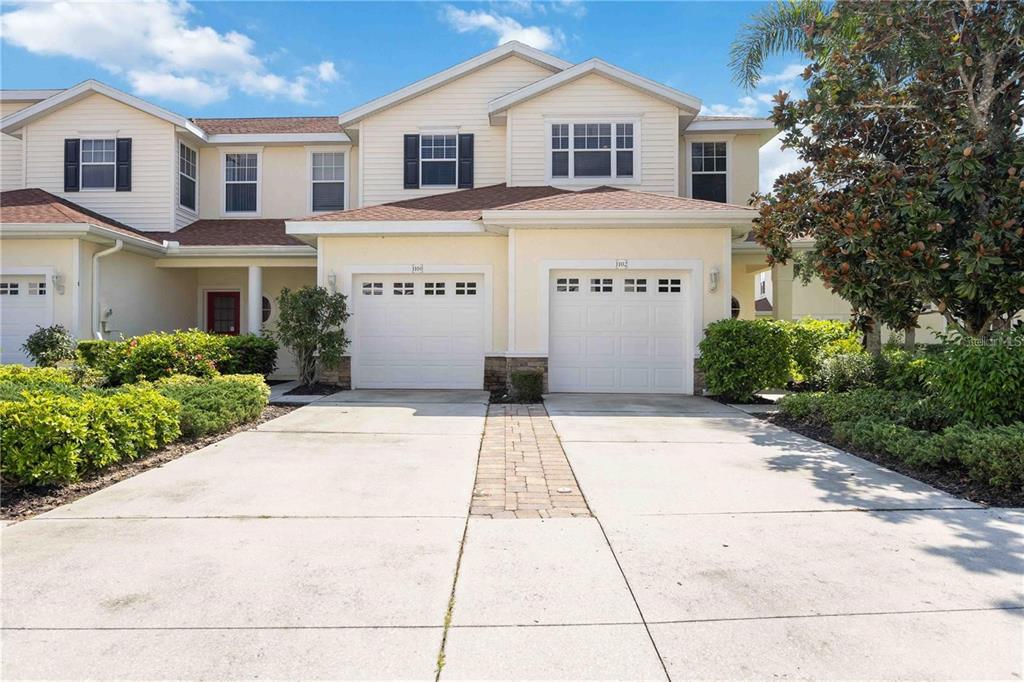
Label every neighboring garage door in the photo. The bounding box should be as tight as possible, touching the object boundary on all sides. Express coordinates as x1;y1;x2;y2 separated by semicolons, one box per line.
548;270;692;393
352;274;485;389
1;274;53;365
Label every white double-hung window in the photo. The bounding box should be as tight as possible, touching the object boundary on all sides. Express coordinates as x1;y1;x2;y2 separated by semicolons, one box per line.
224;152;259;214
420;134;457;186
311;151;345;212
549;121;637;182
179;143;197;211
81;139;116;189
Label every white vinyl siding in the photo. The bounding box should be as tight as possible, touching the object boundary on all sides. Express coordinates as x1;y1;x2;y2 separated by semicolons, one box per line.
358;55;555;206
508;73;679;195
1;100;33;191
22;93;175;232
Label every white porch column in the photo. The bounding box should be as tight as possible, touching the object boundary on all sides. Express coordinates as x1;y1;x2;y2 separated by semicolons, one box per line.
246;265;262;335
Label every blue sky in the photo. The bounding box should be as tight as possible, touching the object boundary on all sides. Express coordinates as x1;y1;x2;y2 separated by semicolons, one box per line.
0;1;806;188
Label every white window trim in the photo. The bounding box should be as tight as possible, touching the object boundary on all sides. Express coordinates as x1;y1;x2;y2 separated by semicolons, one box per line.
306;146;349;214
685;135;732;204
178;141;199;214
419;130;459;189
545;118;642;186
79;137;117;192
220;148;262;217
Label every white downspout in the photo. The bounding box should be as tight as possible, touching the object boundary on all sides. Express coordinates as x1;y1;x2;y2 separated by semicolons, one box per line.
92;239;123;339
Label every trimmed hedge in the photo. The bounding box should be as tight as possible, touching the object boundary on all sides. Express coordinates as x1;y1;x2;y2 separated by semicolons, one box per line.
0;386;180;486
156;374;270;438
218;334;279;376
99;330;229;385
698;319;791;402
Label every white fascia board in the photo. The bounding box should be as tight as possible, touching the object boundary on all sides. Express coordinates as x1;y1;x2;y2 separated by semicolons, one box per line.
337;41;570;127
1;79;208;140
162;244;317;257
488;59;702;117
0;222;167;253
0;89;64;102
206;132;351;144
481;209;755;228
285;220;487;237
687;118;776;132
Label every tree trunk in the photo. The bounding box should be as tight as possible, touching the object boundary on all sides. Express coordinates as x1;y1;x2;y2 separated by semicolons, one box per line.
903;326;916;351
864;319;882;356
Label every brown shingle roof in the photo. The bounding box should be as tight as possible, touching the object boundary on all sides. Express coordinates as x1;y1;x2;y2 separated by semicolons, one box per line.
150;219;306;247
302;184;753;222
0;188;161;243
192;116;343;135
496;185;754;211
303;184;572;221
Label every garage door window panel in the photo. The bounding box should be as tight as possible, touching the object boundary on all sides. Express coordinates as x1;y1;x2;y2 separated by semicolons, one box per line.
0;282;20;295
455;282;477;295
393;282;414;296
362;282;383;296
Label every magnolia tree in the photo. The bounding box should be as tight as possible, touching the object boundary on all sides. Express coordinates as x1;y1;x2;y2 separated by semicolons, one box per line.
752;0;1024;341
273;286;350;387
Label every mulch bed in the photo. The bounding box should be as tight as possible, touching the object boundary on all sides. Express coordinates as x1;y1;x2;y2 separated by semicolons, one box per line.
1;404;298;524
707;394;776;405
284;382;342;396
767;413;1023;508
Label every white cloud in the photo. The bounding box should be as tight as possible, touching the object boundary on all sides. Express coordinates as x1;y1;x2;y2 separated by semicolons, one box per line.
759;133;807;193
441;4;564;51
0;0;333;107
316;61;340;83
701;96;760;117
758;63;806;87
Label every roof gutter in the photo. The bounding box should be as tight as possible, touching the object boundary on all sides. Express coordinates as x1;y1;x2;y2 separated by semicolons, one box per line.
480;208;756;228
0;222;166;253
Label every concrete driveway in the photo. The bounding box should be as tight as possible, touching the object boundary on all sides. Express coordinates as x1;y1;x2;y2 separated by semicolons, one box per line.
2;391;1021;680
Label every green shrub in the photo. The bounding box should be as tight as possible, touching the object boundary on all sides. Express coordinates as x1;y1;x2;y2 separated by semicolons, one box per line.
218;334;279;376
76;339;117;368
22;325;76;367
920;423;1024;492
833;417;930;461
780;318;862;381
698;319;790;402
0;387;179;486
273;286;350;386
103;330;230;385
0;365;76;387
157;374;269;438
810;352;876;392
930;328;1024;426
510;370;544;402
875;347;933;392
778;388;954;431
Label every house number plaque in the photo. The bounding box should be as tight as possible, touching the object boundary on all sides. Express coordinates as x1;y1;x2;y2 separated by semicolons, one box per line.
411;264;424;273
615;259;629;269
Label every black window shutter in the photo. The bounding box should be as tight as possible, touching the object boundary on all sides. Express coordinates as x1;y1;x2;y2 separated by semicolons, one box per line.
457;133;474;189
63;139;80;192
115;138;132;192
403;134;420;189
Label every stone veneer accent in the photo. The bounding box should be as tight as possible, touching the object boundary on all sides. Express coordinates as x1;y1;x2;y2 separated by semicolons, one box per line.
484;356;548;394
318;355;352;390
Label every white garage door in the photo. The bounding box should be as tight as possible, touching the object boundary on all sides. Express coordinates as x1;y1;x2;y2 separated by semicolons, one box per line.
1;274;53;365
352;274;485;389
548;270;692;393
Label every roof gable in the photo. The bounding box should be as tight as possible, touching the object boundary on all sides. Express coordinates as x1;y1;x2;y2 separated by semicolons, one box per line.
488;59;701;123
0;80;205;139
337;41;571;127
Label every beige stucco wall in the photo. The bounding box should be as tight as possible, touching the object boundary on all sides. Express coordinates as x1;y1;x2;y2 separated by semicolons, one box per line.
508;73;679;195
22;93;176;232
0;238;81;335
510;227;732;353
197;144;352;221
680;132;761;205
317;234;509;352
731;252;771;320
357;55;555;207
1;100;33;192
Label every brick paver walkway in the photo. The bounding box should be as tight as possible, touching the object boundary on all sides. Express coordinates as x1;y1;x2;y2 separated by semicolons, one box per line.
470;404;591;519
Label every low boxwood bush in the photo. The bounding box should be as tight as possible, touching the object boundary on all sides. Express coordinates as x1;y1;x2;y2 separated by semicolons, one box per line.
698;319;790;402
156;374;269;438
22;324;76;367
218;334;279;376
0;386;180;486
810;352;876;392
101;330;230;385
778;388;954;431
780;318;861;382
510;370;544;402
833;417;930;461
920;423;1024;492
930;328;1024;426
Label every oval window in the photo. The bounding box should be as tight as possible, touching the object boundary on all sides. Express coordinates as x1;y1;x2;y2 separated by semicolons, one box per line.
261;296;272;323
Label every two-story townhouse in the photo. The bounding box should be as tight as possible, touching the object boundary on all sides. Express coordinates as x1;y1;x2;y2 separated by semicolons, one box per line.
1;41;889;392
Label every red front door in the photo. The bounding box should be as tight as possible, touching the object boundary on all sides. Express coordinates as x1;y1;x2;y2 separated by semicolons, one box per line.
206;291;241;335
